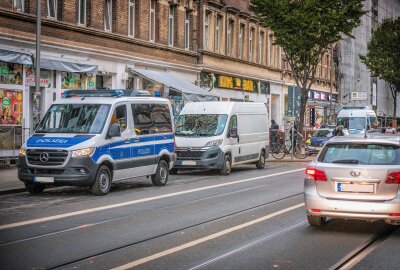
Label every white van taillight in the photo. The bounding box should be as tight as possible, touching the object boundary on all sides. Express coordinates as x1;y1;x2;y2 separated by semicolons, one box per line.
385;172;400;184
305;168;327;181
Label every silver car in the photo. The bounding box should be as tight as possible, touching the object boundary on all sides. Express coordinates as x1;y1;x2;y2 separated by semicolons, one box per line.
304;134;400;226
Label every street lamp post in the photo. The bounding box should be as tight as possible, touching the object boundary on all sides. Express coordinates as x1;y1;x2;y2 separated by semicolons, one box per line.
36;0;41;94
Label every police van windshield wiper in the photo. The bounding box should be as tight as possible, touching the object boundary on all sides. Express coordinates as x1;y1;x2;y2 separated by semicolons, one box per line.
332;159;359;164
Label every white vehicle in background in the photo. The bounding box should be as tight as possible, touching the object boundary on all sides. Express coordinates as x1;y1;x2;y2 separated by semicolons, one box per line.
336;106;377;135
173;102;269;175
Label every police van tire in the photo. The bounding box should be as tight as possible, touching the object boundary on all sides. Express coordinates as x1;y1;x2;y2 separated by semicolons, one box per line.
256;150;266;169
220;154;232;175
91;165;112;196
152;160;169;186
25;182;45;194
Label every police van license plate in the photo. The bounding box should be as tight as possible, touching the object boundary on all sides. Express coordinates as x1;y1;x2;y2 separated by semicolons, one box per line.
337;183;374;193
35;177;54;183
181;160;196;166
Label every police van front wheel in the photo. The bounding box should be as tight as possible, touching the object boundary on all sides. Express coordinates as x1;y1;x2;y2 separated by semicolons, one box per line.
152;160;169;186
25;182;45;194
91;165;112;196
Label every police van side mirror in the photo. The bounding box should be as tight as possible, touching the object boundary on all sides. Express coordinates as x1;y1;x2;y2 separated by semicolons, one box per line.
108;123;121;138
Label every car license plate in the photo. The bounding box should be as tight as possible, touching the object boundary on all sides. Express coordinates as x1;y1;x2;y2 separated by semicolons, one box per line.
337;183;374;193
181;160;196;166
35;177;54;183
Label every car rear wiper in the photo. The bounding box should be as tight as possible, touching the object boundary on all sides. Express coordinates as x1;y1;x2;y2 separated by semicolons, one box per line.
331;159;359;164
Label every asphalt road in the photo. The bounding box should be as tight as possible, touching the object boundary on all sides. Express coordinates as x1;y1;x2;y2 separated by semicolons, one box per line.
0;163;398;270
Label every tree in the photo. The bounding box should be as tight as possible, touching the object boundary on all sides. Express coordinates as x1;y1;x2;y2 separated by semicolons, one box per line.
360;17;400;117
251;0;365;133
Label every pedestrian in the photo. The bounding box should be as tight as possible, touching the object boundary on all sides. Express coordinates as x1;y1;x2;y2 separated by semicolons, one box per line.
332;123;344;136
270;119;280;152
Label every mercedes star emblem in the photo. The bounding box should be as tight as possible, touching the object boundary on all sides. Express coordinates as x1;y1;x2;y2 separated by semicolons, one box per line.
40;152;49;163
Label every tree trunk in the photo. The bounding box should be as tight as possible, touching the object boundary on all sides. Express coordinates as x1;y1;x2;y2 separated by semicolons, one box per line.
298;88;308;135
394;93;398;118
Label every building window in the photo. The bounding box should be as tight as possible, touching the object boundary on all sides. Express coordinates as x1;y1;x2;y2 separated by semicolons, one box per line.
249;28;254;61
78;0;86;25
47;0;57;19
128;0;135;36
184;10;190;50
227;20;234;55
215;15;222;52
259;31;264;64
268;33;272;66
149;0;156;41
168;5;174;46
13;0;24;12
239;24;245;59
204;11;210;49
104;0;112;31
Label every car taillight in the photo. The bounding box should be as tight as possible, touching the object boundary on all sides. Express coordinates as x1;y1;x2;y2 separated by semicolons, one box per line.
305;168;327;181
385;172;400;184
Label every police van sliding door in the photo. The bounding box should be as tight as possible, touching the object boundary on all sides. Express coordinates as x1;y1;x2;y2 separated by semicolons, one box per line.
131;104;156;176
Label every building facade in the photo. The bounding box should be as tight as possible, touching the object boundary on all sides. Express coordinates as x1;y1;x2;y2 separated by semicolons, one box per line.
338;0;400;123
0;0;338;160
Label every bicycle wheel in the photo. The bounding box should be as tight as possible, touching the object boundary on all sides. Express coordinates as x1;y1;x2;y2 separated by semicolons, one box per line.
294;143;308;159
272;144;286;159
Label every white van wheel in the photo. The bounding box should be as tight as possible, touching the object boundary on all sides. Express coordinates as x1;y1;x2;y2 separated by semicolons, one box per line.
91;165;111;196
220;155;232;175
152;160;169;186
256;150;266;169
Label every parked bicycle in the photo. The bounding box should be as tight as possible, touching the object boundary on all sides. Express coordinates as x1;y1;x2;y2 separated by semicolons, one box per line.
271;129;310;159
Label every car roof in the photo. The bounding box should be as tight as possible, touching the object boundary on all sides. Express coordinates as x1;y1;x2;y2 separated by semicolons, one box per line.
327;134;400;145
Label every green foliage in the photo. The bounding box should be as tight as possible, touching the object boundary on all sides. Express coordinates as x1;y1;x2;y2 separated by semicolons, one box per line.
360;17;400;116
251;0;365;131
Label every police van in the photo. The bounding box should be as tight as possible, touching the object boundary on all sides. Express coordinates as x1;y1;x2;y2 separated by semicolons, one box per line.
18;90;176;195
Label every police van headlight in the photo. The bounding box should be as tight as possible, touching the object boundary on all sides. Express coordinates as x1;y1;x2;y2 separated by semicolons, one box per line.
204;139;223;147
19;147;26;157
71;147;95;158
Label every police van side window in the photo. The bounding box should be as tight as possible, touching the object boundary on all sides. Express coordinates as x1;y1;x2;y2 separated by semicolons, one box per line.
151;104;172;134
111;105;127;132
132;104;152;135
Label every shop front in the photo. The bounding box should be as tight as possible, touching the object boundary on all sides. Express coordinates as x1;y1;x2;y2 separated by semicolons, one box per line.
307;90;338;128
127;68;218;116
0;58;26;163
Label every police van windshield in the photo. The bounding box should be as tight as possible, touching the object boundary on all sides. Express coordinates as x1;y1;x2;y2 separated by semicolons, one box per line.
36;104;111;134
175;114;228;137
337;117;366;131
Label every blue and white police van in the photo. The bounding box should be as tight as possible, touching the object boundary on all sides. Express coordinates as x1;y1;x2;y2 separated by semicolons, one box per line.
18;90;176;195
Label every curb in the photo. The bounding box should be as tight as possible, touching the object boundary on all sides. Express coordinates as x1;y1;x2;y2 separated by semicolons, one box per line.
0;188;27;195
267;159;313;163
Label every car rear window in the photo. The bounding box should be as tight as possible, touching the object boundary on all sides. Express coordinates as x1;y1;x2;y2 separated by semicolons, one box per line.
318;143;400;165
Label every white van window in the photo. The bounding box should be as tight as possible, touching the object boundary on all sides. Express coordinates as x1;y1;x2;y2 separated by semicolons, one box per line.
36;104;111;134
337;117;365;130
132;104;152;135
175;114;228;137
111;105;127;132
229;115;237;129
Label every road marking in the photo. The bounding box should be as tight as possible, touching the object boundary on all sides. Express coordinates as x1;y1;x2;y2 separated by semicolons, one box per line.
112;203;305;270
0;168;304;231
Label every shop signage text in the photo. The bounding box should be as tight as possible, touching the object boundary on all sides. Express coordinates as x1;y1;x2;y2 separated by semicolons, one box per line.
351;91;367;101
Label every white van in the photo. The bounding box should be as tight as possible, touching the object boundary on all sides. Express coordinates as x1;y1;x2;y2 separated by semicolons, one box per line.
337;106;377;134
18;90;176;195
173;102;269;175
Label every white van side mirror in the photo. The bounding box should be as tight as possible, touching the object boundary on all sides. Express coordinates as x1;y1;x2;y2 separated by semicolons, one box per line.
229;128;238;138
108;123;121;138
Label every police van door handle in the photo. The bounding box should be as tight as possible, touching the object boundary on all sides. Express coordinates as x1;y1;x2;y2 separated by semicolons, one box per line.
133;137;139;142
125;139;130;144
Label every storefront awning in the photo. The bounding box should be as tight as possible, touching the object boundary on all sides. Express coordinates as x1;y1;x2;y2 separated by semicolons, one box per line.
40;59;98;75
0;49;33;65
128;68;218;102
